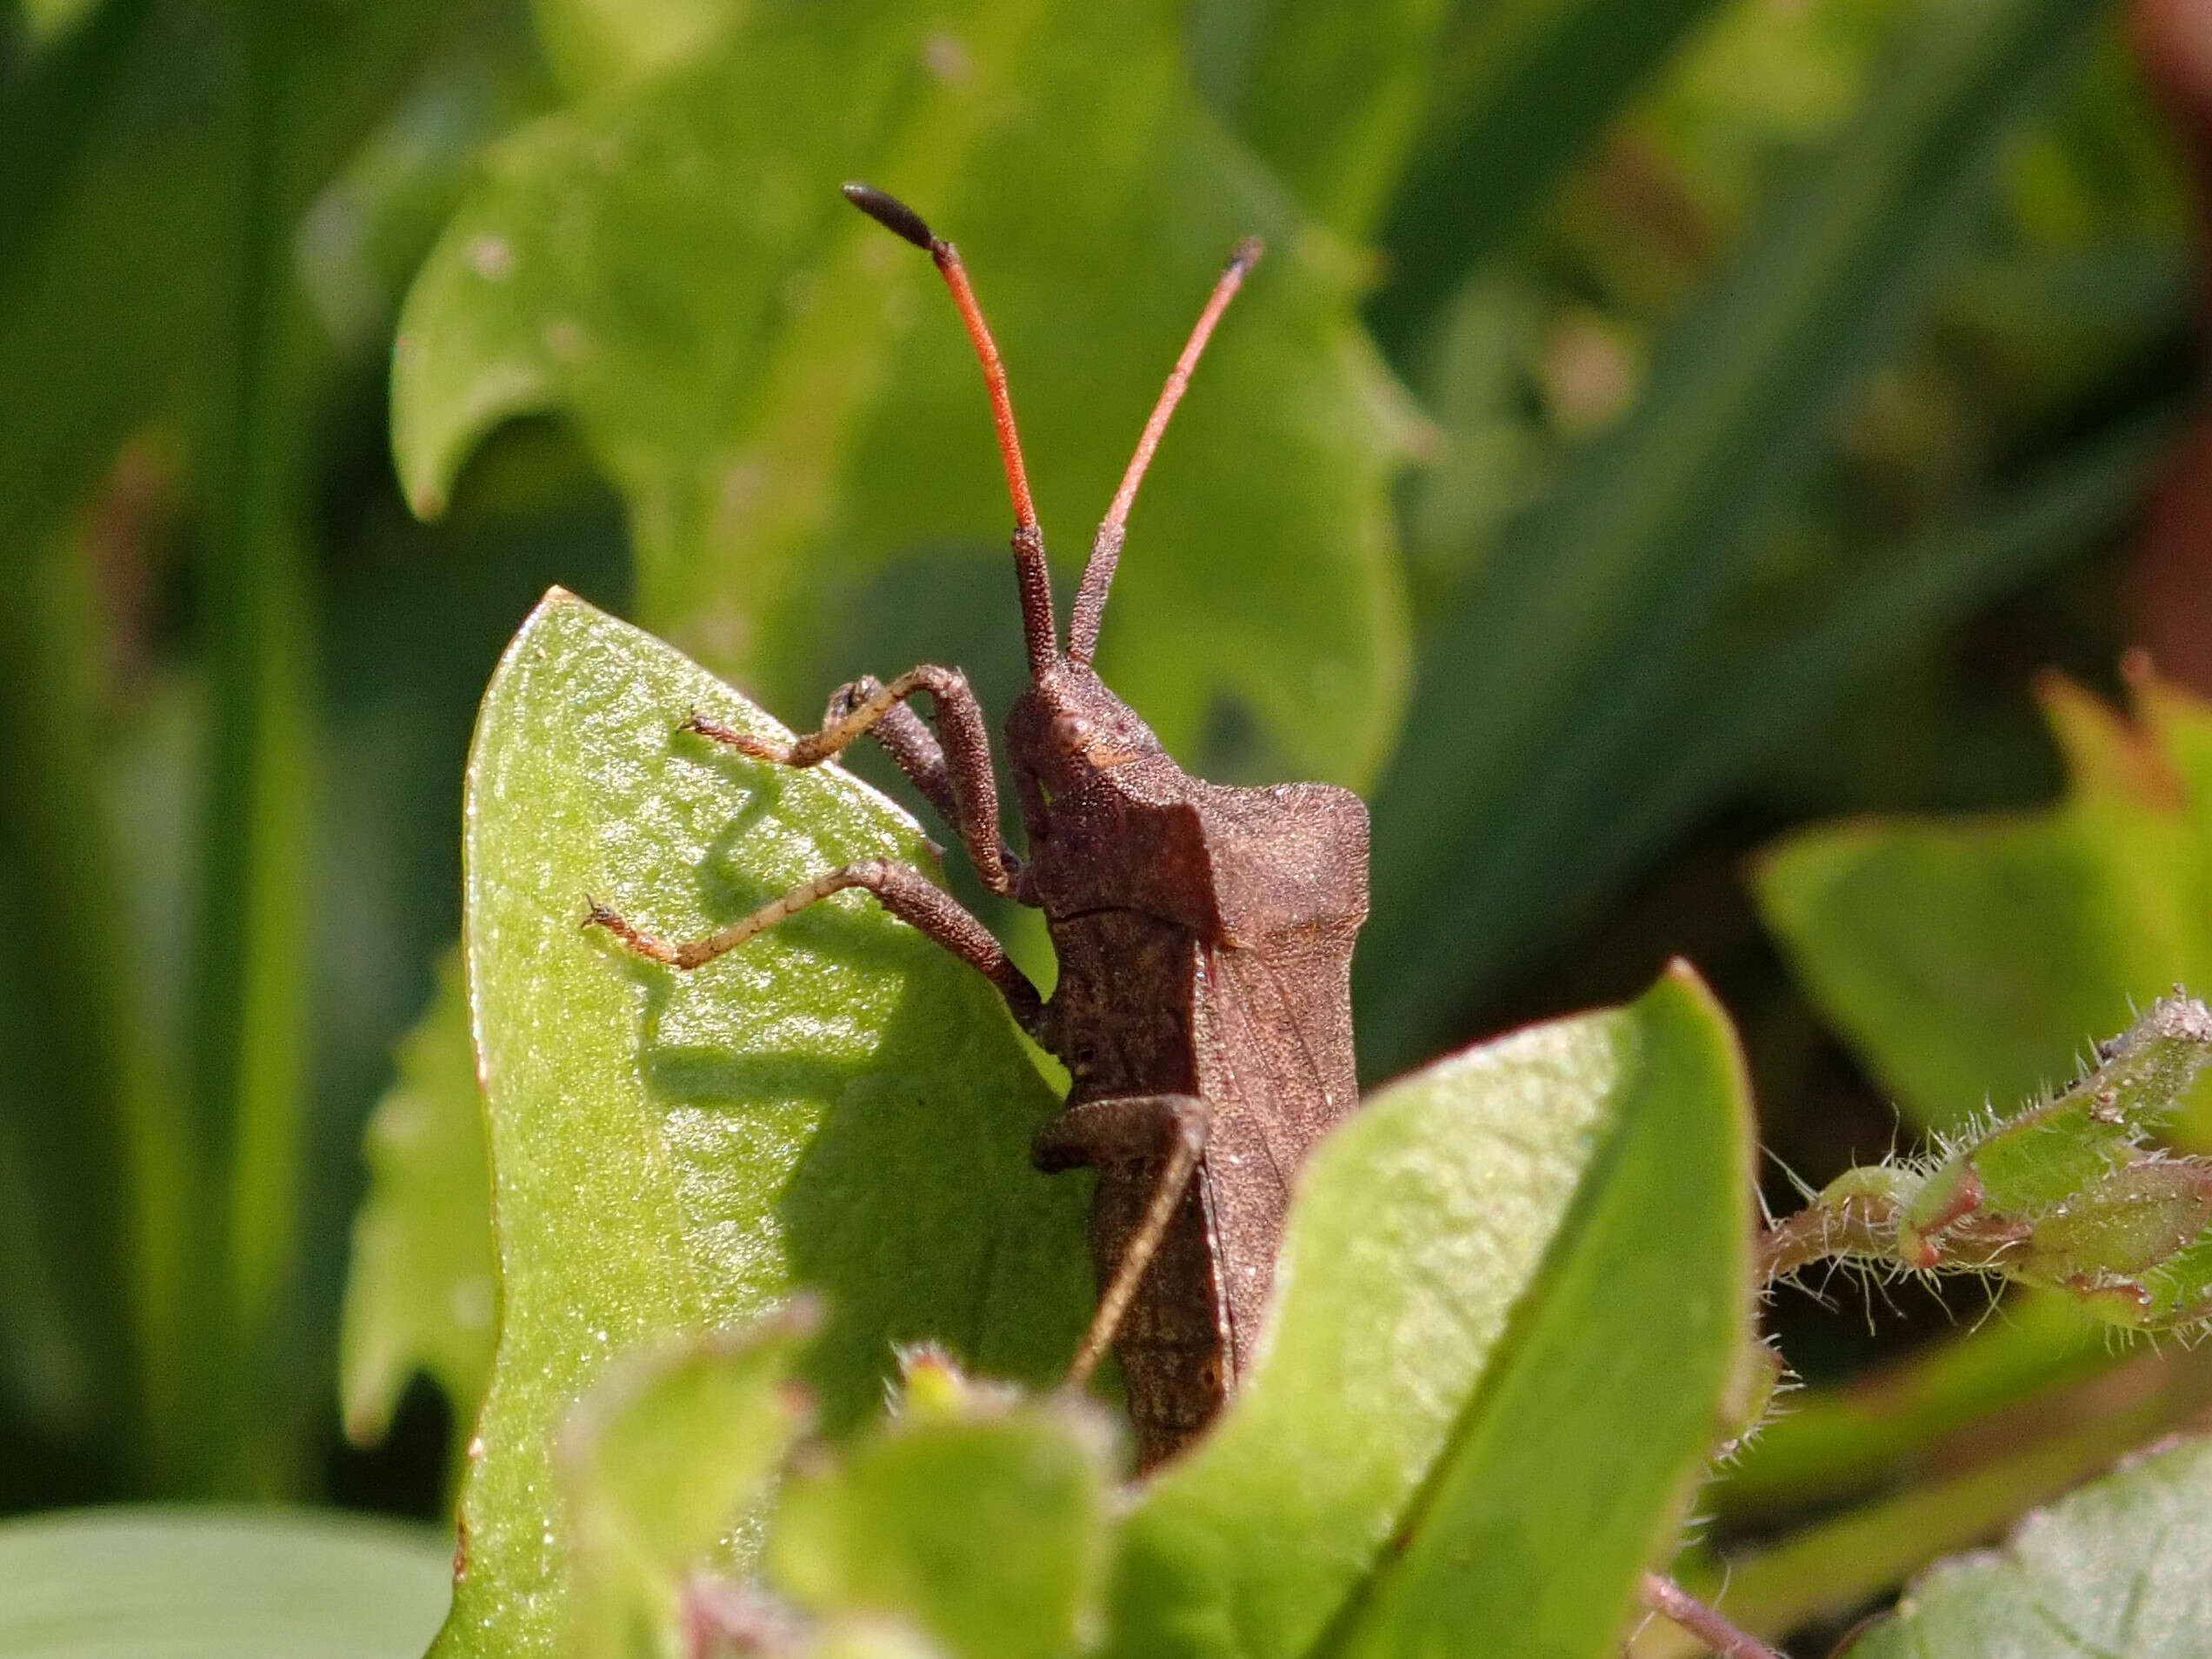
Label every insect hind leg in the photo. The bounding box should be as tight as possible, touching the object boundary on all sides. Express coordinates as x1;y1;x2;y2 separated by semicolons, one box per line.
1036;1094;1214;1389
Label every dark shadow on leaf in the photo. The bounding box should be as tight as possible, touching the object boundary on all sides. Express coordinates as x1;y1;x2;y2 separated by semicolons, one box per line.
618;886;1093;1437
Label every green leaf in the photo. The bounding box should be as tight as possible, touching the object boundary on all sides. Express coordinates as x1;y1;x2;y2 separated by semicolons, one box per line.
1106;963;1756;1659
1838;1433;2212;1658
0;1506;450;1658
391;0;1413;790
564;1309;816;1659
438;590;1089;1659
1358;0;2108;1074
525;0;731;100
768;1352;1113;1659
1759;668;2212;1138
339;949;497;1453
1211;0;1460;237
1369;0;1725;347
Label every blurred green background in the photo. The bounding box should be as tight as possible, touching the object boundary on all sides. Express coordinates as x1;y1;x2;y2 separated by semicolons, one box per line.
0;0;2202;1542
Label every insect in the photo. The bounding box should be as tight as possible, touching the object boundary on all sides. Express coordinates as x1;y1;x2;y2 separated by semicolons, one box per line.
588;183;1369;1469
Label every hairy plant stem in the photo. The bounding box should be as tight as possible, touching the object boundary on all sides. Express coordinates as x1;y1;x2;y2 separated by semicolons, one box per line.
1639;1572;1784;1659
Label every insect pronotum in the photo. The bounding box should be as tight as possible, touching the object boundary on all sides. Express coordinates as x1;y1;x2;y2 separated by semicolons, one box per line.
589;183;1369;1469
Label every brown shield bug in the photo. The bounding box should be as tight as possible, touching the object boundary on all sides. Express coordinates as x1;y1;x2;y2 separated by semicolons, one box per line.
590;183;1369;1469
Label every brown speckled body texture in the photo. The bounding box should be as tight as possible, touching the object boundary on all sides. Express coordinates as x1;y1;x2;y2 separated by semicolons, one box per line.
1012;697;1369;1469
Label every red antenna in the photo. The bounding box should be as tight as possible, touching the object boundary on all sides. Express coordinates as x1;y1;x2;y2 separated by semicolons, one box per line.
1068;237;1262;666
843;183;1058;679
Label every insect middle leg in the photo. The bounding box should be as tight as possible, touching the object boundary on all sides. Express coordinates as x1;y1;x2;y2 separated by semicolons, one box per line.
683;664;1020;897
586;856;1043;1036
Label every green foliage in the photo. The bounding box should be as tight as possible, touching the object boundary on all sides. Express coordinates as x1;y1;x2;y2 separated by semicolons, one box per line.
0;0;464;1496
1359;0;2118;1072
0;1506;450;1657
439;591;1089;1659
767;1353;1113;1659
339;950;496;1456
392;0;1416;791
1763;994;2212;1323
563;1309;816;1659
1762;669;2212;1140
1839;1434;2212;1658
1109;964;1754;1659
7;0;2210;1648
431;596;1759;1659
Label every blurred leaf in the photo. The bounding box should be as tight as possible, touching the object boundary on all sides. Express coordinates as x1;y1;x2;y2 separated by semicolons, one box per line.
564;1309;815;1659
339;950;496;1452
1369;0;1725;349
1642;1371;2212;1658
1713;1292;2108;1521
190;0;323;1499
769;1355;1112;1659
0;0;156;294
525;0;731;100
0;516;177;1492
1760;666;2212;1139
392;0;1413;790
0;0;461;1496
1215;0;1457;236
1838;1434;2212;1658
0;0;456;569
1359;0;2109;1074
1616;412;2175;875
297;20;559;356
437;591;1089;1659
0;1506;450;1658
1106;963;1755;1659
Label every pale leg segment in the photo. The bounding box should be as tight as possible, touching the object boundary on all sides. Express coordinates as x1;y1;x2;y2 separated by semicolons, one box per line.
1036;1094;1215;1389
585;856;1043;1036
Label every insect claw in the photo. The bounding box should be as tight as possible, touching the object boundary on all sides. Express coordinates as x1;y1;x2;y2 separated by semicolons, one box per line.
583;896;681;964
680;710;778;757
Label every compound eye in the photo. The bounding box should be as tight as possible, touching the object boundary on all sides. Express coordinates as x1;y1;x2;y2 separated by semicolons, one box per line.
1048;711;1094;755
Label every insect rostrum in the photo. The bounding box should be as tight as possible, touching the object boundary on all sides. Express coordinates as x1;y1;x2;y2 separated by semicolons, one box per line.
589;183;1369;1470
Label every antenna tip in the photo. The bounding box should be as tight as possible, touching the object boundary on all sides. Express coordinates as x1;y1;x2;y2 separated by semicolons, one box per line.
843;182;938;251
1229;236;1264;273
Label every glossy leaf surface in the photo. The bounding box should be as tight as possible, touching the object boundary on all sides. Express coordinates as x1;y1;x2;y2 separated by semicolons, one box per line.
439;591;1089;1658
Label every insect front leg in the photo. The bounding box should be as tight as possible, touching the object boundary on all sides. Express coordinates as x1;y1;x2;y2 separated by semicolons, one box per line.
586;856;1043;1036
684;664;1021;896
1034;1094;1214;1389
